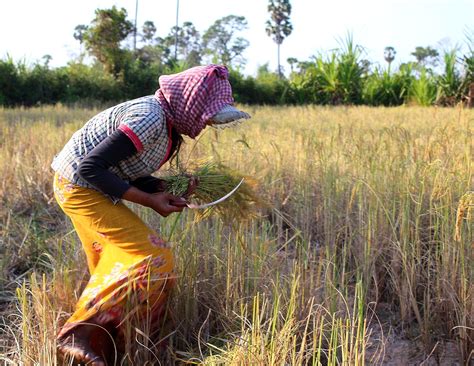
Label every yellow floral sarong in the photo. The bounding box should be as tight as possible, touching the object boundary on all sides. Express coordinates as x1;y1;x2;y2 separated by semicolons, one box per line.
53;173;175;340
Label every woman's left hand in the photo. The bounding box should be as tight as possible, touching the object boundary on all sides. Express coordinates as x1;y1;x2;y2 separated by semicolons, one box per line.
183;176;199;199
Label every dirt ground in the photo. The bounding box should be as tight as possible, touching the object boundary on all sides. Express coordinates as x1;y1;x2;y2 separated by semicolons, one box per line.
365;303;467;366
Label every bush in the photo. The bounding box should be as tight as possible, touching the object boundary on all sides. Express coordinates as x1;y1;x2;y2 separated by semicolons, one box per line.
0;58;22;106
0;37;472;108
362;66;412;106
410;69;437;106
287;35;366;105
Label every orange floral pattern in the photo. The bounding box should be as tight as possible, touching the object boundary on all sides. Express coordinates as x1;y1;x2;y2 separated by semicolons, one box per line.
92;241;103;253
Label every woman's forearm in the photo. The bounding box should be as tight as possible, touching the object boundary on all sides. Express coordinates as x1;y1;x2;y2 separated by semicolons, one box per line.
122;186;187;217
121;186;153;207
130;176;168;193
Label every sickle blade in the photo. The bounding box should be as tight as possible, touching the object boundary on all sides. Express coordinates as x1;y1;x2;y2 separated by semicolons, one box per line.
187;178;245;210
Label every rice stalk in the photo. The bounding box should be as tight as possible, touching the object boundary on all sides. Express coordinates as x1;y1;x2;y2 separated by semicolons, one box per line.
162;161;265;223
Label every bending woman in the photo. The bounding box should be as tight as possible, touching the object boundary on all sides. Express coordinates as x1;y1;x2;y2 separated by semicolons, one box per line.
51;65;250;365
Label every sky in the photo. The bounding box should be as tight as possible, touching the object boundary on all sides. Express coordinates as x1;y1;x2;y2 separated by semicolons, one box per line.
0;0;472;75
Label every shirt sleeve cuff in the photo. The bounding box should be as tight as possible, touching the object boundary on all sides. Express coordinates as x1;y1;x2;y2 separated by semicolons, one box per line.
118;125;144;152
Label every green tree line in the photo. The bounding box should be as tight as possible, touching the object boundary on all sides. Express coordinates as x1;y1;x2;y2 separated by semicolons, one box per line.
0;5;472;107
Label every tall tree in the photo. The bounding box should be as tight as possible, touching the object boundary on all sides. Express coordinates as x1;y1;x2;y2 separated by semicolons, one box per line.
133;0;139;51
287;57;298;73
174;0;180;60
82;6;134;77
42;55;53;68
384;46;396;73
137;20;168;66
203;15;249;67
265;0;293;77
411;46;439;67
137;39;171;66
166;22;202;66
73;24;88;54
141;20;156;44
73;24;88;43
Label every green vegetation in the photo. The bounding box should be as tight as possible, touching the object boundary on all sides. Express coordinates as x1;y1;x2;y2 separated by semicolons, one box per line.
162;162;262;223
0;3;472;108
266;0;293;77
1;35;472;108
0;105;472;364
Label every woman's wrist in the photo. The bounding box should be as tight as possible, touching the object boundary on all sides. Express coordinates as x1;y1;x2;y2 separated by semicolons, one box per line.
122;186;153;207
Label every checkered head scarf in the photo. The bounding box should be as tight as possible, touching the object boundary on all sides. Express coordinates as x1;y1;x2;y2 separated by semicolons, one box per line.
155;65;234;138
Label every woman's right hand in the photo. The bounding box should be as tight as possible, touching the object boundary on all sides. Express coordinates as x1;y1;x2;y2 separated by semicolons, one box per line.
122;186;187;217
147;192;187;217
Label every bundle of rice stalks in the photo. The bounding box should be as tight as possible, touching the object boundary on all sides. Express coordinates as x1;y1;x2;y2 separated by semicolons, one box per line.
162;162;264;222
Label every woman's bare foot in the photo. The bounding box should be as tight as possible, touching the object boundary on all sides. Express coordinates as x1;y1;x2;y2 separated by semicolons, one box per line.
58;324;106;366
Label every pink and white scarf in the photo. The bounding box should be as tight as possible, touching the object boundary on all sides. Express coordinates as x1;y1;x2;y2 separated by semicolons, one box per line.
155;65;234;138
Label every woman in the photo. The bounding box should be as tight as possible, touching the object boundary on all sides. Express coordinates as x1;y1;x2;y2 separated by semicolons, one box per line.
51;64;250;365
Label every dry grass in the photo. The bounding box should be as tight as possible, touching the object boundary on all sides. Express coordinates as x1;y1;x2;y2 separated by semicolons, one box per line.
0;104;472;365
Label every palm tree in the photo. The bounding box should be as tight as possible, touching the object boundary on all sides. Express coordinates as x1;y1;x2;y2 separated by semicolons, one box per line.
133;0;139;51
174;0;180;60
142;21;157;44
266;0;293;78
73;24;88;55
384;46;396;73
287;57;298;73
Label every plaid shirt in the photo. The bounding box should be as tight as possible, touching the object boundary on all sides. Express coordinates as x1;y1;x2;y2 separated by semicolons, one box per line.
51;96;171;195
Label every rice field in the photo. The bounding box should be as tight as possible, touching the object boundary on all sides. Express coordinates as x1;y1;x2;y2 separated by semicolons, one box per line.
0;104;472;365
